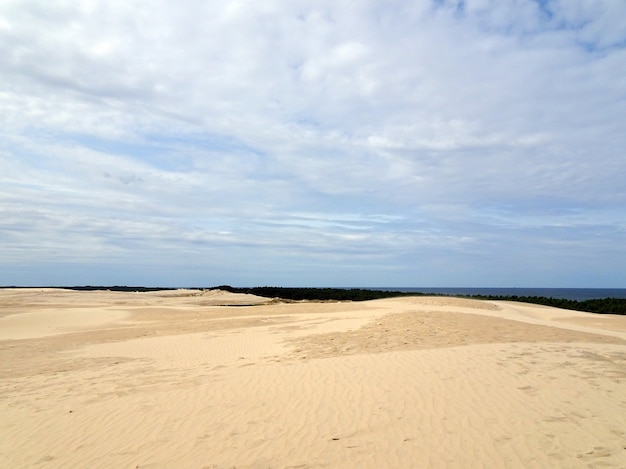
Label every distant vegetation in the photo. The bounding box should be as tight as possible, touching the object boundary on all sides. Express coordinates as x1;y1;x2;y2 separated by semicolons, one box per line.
213;286;626;315
212;285;417;302
3;285;624;315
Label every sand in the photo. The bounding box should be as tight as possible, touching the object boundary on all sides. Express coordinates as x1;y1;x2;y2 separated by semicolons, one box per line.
1;289;625;468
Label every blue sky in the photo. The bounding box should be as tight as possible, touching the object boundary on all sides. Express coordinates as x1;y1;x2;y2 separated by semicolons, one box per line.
1;0;625;287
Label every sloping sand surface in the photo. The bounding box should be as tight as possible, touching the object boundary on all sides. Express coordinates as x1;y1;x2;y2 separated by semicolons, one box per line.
1;289;625;468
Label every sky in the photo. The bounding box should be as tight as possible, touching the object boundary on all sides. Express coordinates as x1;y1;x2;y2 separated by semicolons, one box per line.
1;0;626;288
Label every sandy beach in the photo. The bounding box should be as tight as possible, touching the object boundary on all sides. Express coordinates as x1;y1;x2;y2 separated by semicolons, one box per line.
1;288;625;468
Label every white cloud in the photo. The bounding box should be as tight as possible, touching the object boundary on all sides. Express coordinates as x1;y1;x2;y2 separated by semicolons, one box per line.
1;0;625;286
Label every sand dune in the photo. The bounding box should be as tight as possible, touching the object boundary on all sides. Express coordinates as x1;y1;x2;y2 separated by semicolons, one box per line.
1;289;625;468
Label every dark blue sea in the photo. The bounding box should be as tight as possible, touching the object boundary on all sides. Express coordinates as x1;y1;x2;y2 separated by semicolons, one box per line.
373;288;626;301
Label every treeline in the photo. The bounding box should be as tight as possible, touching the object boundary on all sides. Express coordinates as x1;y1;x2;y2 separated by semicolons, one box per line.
214;287;626;315
465;295;626;315
212;286;417;302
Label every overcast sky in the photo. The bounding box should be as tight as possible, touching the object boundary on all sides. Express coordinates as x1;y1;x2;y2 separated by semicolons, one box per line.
1;0;625;288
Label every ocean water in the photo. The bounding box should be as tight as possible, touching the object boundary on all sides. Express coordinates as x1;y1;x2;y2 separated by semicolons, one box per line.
375;288;626;301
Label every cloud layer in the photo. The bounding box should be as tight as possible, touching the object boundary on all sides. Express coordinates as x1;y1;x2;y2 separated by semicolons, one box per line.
2;0;625;287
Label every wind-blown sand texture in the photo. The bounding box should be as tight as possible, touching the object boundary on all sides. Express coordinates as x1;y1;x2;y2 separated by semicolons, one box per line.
1;289;625;468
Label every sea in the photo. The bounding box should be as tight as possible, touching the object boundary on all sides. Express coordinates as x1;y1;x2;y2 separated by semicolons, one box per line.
373;288;626;301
